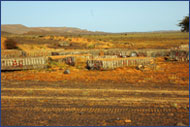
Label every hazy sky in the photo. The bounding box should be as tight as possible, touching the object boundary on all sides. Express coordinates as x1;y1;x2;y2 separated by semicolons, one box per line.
1;1;189;32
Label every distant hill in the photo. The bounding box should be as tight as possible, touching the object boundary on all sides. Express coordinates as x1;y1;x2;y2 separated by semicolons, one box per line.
1;24;31;34
1;31;13;35
1;24;107;35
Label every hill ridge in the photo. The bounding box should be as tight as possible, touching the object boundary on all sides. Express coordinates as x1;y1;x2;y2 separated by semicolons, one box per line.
1;24;107;35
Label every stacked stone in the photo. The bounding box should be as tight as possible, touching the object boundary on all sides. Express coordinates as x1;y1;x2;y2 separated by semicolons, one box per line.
1;49;52;58
52;50;91;56
144;49;170;57
103;49;171;57
1;57;48;71
1;50;25;58
49;54;93;66
169;50;189;62
87;57;154;70
91;55;118;59
179;44;189;50
25;51;52;57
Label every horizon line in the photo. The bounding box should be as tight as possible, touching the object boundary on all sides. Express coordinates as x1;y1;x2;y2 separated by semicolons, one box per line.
1;24;181;33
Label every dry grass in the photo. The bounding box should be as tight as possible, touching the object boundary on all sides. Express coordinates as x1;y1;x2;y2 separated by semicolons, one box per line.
83;32;189;49
17;44;52;52
41;36;114;49
3;32;188;50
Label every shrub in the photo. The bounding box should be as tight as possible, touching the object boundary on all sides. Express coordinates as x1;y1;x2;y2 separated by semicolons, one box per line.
4;38;18;49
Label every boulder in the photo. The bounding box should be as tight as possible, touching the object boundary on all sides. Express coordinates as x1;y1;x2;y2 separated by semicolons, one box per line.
64;69;70;74
136;65;144;70
130;52;138;57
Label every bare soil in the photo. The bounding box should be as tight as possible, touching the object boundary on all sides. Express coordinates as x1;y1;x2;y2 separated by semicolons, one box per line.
1;80;189;126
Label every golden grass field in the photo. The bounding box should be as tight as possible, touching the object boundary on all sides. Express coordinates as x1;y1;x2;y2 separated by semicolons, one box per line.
2;32;189;51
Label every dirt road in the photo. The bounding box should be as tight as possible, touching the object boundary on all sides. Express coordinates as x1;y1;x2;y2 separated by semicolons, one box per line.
1;80;189;126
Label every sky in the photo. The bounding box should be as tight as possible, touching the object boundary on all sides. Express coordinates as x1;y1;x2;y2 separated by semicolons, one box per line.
1;1;189;33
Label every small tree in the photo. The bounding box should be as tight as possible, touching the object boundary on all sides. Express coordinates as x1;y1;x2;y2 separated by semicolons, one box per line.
178;16;189;32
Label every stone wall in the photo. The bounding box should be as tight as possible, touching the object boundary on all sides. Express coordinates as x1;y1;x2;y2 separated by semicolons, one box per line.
1;50;24;58
1;50;52;58
25;51;52;57
87;57;154;70
169;49;189;62
1;57;48;71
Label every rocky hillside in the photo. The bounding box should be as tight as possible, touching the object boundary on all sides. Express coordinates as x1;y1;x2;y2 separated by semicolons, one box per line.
1;24;107;35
